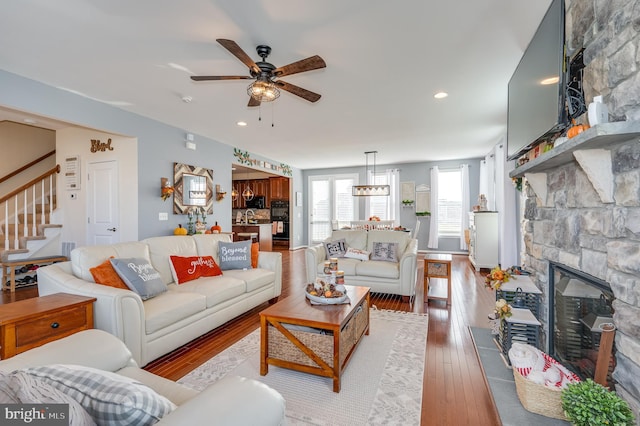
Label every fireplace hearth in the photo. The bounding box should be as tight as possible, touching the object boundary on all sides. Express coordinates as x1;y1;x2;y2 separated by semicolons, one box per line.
549;262;615;388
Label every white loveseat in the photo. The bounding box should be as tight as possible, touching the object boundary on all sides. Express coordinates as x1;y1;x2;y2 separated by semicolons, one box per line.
305;229;418;299
37;234;282;366
0;329;285;425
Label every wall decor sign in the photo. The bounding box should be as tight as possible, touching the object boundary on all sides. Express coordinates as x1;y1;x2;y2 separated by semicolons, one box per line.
233;148;292;176
64;155;80;190
90;138;114;153
173;162;214;215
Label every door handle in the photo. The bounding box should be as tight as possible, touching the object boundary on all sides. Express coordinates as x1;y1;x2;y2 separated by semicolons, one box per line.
107;227;117;232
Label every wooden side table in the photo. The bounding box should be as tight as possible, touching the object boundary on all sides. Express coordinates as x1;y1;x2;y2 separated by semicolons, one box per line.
2;255;68;293
0;293;96;358
424;253;452;305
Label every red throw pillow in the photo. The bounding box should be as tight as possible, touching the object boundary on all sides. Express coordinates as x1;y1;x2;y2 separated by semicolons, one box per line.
251;242;259;269
169;255;222;284
89;257;129;289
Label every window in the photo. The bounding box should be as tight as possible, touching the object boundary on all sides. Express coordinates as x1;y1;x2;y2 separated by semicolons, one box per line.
308;174;358;244
437;169;462;237
365;170;399;222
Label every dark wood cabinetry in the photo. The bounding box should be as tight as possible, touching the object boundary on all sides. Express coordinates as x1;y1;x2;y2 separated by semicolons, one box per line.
269;177;289;201
232;179;270;208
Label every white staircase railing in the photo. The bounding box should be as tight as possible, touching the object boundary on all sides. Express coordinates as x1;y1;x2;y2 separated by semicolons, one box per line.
1;165;59;250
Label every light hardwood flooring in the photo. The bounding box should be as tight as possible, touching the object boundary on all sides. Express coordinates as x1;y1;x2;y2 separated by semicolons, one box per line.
2;249;501;425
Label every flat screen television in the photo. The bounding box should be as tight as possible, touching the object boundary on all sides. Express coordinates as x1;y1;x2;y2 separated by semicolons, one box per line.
507;0;567;160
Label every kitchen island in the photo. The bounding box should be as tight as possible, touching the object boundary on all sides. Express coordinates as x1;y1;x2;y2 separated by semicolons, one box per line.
232;223;273;252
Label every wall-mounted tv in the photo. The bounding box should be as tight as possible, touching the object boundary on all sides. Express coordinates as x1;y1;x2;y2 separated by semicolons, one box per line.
507;0;567;161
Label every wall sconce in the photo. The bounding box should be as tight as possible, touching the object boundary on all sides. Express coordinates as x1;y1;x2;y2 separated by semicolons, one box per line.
216;184;227;201
161;177;174;201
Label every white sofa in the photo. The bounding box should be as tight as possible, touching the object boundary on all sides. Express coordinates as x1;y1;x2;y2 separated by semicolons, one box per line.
305;229;418;299
0;329;285;425
37;234;282;366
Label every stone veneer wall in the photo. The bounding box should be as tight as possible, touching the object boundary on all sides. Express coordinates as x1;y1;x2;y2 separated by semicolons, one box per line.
520;0;640;417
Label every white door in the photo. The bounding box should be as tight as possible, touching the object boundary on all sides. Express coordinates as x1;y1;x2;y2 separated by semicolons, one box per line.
87;161;119;245
308;174;358;245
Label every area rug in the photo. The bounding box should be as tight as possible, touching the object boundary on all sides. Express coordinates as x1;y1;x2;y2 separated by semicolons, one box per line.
179;308;428;425
469;326;569;426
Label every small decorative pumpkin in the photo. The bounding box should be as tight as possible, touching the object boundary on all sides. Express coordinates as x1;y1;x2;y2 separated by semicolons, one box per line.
174;224;188;235
567;119;589;138
204;229;212;234
211;221;222;233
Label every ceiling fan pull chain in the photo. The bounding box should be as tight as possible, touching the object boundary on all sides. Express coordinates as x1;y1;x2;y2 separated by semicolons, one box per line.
271;102;275;127
258;103;262;122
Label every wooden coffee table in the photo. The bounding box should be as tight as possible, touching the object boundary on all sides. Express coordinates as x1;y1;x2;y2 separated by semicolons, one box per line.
260;285;370;392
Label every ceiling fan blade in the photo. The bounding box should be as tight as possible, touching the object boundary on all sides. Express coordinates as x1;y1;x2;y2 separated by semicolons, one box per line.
248;96;261;107
274;55;326;77
191;75;252;81
216;39;260;75
274;80;322;103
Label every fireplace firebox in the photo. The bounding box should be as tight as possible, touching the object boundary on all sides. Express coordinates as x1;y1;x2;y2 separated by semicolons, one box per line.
548;262;616;388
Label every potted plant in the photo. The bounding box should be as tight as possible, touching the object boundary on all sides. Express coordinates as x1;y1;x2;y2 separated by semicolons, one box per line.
561;379;635;426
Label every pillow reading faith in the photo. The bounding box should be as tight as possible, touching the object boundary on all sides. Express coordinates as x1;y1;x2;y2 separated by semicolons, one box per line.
90;257;129;289
323;238;347;258
218;240;252;270
20;364;176;425
371;242;399;262
343;247;370;261
251;242;259;269
110;258;167;300
169;255;222;284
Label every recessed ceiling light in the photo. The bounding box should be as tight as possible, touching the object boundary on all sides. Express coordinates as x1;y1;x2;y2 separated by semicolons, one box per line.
434;92;448;99
237;121;247;127
540;76;559;85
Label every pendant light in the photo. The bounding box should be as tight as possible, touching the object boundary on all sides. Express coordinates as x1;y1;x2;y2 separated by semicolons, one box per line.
242;169;254;201
352;151;390;196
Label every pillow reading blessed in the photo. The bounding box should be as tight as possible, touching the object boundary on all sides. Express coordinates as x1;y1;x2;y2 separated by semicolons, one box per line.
218;240;252;270
323;238;347;258
169;255;222;284
110;258;167;300
344;247;370;261
371;242;399;262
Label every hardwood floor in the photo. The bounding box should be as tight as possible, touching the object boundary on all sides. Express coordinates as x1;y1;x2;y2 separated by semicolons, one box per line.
2;249;501;425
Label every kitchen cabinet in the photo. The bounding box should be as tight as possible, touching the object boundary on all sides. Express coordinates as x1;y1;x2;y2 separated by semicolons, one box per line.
232;179;269;208
468;211;498;271
269;177;289;202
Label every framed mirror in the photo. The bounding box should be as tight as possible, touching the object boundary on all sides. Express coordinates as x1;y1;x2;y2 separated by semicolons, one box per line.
173;162;213;214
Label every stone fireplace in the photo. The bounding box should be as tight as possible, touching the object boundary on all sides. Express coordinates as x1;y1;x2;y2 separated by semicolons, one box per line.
513;0;640;415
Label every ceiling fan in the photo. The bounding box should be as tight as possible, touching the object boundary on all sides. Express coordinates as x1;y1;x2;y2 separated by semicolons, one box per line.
191;39;326;107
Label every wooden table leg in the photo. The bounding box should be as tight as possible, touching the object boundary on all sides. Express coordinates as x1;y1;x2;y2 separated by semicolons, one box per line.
332;327;341;392
260;315;269;376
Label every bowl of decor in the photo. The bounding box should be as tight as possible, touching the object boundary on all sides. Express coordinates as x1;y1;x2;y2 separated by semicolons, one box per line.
305;280;348;304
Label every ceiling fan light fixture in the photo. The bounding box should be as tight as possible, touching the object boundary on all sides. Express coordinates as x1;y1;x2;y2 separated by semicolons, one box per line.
247;79;280;102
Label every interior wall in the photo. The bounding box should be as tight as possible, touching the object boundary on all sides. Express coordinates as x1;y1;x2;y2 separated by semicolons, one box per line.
55;127;138;247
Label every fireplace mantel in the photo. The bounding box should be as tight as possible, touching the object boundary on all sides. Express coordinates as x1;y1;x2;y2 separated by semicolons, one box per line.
510;121;640;178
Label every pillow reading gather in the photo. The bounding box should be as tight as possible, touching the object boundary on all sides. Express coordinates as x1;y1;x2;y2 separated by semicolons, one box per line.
169;255;222;284
344;247;370;261
323;238;347;258
218;240;252;270
371;242;399;262
110;258;167;300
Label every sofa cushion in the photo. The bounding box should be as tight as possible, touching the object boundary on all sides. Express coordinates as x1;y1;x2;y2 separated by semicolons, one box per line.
327;230;368;251
223;268;275;293
251;242;259;268
143;236;199;284
344;247;370;261
323;238;347;258
371;242;399;262
90;257;129;289
110;258;167;300
192;233;232;265
367;230;410;255
143;289;207;334
218;240;252;270
169;255;222;285
18;364;176;425
174;276;246;308
71;241;150;282
356;260;400;279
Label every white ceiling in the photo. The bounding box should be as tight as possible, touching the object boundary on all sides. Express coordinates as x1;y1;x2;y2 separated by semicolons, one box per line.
0;0;552;170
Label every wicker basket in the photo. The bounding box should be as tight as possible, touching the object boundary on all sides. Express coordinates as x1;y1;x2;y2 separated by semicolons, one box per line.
513;368;567;420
